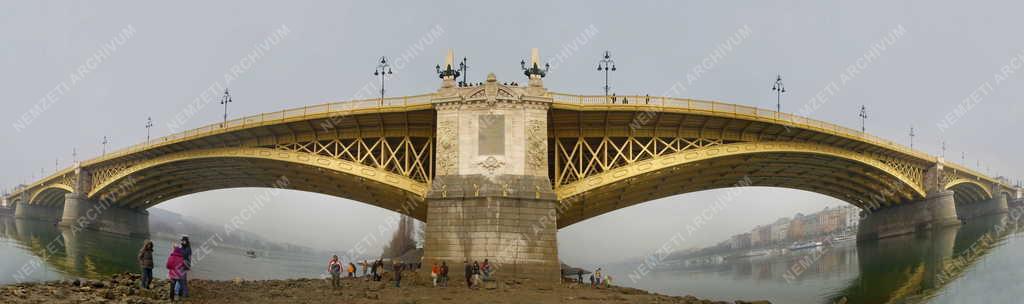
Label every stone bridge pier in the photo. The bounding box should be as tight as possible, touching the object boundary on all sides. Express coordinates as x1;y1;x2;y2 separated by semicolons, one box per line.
421;64;561;283
857;164;961;240
955;182;1009;220
60;192;149;237
13;196;63;223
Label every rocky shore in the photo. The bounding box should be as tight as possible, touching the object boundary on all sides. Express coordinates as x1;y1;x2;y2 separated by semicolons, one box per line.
0;272;772;304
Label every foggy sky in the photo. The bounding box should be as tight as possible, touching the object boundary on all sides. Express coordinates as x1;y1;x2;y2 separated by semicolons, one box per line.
2;1;1021;266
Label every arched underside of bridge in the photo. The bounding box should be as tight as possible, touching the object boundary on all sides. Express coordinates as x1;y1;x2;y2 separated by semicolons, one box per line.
554;142;926;228
945;180;993;204
28;185;74;207
87;147;430;220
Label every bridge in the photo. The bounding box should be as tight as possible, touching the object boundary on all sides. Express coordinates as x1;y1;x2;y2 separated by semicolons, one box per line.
6;49;1021;282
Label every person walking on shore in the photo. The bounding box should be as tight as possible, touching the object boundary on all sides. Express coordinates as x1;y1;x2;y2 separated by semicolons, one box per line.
165;244;186;301
327;255;342;288
576;269;583;285
361;260;369;279
440;261;449;287
471;261;482;289
137;240;154;289
430;262;439;287
392;260;403;288
463;260;472;288
179;236;193;298
481;259;492;281
348;262;356;278
594;268;602;287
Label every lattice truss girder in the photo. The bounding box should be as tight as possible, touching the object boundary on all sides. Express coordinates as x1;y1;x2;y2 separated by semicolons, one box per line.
271;136;433;183
553;136;726;187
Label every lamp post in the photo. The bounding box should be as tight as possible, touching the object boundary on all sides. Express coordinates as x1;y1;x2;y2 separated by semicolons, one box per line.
102;136;109;156
941;140;946;158
220;89;233;126
374;56;393;105
859;105;868;133
772;74;786;113
145;116;153;142
72;148;77;163
459;57;468;86
596;51;616;97
521;48;550;80
909;126;915;148
436;50;461;83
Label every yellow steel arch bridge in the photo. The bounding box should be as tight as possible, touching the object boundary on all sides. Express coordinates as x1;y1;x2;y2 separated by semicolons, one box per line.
5;53;1020;281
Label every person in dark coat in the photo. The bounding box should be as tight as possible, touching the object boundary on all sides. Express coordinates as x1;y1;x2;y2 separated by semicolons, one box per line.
138;240;154;289
464;260;473;288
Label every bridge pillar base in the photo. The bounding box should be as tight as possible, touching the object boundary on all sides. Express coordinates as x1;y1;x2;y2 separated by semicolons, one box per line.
422;175;560;285
858;190;960;241
59;193;149;237
13;201;63;223
957;194;1009;220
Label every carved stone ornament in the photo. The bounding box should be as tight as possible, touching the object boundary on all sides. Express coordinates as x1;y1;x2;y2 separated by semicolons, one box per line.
436;120;458;175
526;119;545;171
476;156;505;174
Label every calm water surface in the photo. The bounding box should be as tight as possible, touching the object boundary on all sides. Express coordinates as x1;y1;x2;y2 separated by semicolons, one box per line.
1;213;1022;303
606;213;1024;303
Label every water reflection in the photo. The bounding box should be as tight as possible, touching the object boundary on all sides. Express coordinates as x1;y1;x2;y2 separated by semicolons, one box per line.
610;214;1019;304
1;217;147;282
0;216;328;285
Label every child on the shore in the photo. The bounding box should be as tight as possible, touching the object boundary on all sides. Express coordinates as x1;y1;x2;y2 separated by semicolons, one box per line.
431;262;439;287
165;244;186;300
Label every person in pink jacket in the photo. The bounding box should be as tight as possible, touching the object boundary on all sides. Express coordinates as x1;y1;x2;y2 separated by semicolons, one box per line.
166;245;186;300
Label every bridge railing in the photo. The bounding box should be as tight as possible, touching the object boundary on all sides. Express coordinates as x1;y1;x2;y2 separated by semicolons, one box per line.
548;92;934;162
75;93;435;170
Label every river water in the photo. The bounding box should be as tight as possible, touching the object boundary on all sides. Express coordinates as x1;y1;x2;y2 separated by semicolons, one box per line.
1;213;1022;303
605;212;1024;303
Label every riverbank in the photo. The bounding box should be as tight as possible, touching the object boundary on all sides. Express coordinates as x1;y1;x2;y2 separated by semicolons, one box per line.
0;272;771;304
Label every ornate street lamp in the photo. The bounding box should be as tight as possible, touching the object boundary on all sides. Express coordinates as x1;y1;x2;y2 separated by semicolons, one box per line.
220;88;233;126
459;57;468;86
772;74;786;113
521;48;550;78
597;51;616;97
145;116;153;142
859;105;868;133
909;126;915;148
374;56;393;105
102;136;109;156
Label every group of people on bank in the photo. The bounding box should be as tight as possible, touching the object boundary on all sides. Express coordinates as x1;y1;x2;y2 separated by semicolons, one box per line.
325;256;495;289
327;257;399;287
136;235;193;301
572;267;613;288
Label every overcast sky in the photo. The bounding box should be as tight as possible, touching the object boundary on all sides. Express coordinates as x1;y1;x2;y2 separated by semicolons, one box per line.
2;1;1021;266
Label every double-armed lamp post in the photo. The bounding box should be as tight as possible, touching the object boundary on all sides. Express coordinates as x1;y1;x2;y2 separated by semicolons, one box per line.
597;50;616;97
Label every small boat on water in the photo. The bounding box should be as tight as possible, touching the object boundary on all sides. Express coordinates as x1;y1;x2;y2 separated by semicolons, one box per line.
245;250;257;258
789;241;823;251
830;234;856;244
741;249;771;257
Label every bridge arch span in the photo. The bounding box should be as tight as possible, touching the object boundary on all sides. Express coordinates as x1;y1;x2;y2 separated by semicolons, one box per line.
28;185;74;207
944;179;993;204
555;141;927;228
88;147;429;220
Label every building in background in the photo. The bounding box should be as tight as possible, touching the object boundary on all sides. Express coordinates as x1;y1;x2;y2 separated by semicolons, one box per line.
770;217;790;245
750;225;772;247
730;232;751;250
